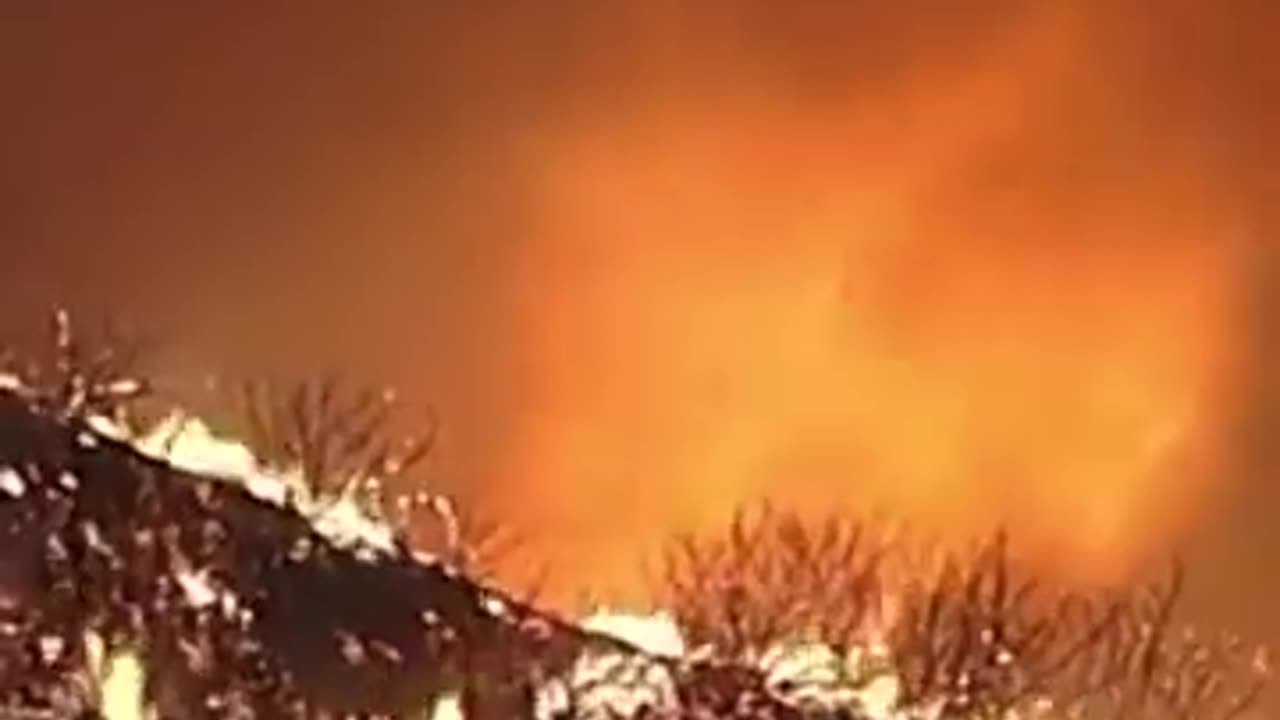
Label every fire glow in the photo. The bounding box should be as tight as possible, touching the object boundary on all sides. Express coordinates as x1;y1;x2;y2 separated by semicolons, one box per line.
491;5;1251;605
85;406;910;720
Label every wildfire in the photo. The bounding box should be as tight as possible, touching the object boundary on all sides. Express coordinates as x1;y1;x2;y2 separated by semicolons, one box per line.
493;3;1250;605
25;384;1261;720
85;407;919;720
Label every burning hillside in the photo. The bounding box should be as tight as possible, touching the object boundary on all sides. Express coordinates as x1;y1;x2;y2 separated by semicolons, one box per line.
0;314;1268;719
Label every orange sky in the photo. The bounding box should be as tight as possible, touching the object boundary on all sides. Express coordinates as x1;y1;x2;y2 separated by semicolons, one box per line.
1;2;1276;633
490;4;1254;601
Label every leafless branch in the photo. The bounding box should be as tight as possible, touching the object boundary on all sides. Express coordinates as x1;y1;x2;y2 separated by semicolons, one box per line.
887;530;1134;718
235;375;437;500
0;310;153;428
659;502;889;663
231;376;521;573
1061;561;1273;720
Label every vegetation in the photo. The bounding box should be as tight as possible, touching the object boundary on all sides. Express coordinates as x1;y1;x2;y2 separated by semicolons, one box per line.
0;311;1269;719
0;310;152;426
660;505;1270;719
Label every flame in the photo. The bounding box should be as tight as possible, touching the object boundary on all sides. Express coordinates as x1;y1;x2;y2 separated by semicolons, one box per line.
84;633;147;720
99;651;146;720
542;610;928;719
580;609;685;658
134;413;401;554
491;5;1250;605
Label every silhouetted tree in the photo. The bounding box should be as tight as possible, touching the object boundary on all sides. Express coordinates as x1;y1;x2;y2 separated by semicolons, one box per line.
887;531;1131;718
661;503;889;664
0;312;1270;720
1056;562;1271;720
0;310;152;427
232;376;516;576
660;506;1272;720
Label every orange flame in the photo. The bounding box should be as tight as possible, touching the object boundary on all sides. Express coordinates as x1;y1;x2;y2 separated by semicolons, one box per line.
491;5;1250;606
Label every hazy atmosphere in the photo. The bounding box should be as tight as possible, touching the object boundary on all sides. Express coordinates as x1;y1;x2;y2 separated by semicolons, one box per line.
2;1;1276;654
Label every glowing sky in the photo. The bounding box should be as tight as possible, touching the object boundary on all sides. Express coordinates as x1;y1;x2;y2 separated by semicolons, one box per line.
1;2;1276;646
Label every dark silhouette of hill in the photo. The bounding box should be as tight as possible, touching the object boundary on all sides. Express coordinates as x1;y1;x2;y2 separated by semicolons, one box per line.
0;386;643;718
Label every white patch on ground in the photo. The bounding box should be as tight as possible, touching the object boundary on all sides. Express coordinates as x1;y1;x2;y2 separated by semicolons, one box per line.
133;412;399;555
81;520;118;558
536;610;686;720
538;648;678;720
427;692;464;720
86;414;130;441
301;489;397;553
99;649;148;720
580;610;685;657
481;594;508;618
859;673;908;719
135;414;294;505
38;635;64;664
761;640;918;718
175;568;217;608
558;612;924;719
0;467;24;498
762;641;861;710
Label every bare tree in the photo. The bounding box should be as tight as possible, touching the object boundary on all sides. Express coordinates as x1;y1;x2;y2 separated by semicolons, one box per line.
886;530;1134;719
236;375;435;500
660;502;889;663
0;310;153;427
1057;562;1272;720
660;507;1272;720
233;376;514;574
438;500;523;578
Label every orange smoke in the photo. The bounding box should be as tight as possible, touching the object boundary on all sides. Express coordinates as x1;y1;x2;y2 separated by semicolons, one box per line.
490;5;1250;606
